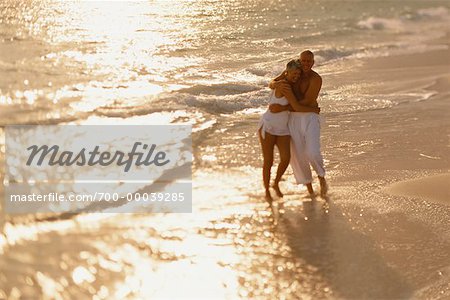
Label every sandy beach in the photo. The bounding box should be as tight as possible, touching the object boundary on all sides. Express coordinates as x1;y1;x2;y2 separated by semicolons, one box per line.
1;1;450;299
386;174;450;205
190;45;450;299
2;38;449;300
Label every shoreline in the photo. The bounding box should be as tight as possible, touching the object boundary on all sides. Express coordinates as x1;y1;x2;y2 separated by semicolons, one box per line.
321;43;450;181
384;173;450;205
1;19;450;300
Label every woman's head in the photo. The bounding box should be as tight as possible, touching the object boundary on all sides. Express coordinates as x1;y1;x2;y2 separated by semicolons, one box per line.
285;59;301;82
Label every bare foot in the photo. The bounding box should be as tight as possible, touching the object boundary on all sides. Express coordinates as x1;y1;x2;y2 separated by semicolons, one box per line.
319;176;328;197
272;183;283;198
308;191;318;199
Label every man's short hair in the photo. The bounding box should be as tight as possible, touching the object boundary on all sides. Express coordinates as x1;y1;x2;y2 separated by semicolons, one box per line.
300;50;314;58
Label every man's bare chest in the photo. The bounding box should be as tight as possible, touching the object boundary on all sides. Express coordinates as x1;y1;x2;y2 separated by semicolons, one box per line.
292;80;310;99
298;80;310;94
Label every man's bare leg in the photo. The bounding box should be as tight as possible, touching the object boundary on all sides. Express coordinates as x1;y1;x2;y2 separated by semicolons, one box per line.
265;190;273;205
306;183;314;195
319;176;328;197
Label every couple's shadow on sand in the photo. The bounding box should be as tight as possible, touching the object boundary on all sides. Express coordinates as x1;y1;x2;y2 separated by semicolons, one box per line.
263;194;411;299
268;192;329;220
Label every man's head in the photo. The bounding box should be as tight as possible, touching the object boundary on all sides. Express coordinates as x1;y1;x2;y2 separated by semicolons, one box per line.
285;59;301;82
299;50;314;73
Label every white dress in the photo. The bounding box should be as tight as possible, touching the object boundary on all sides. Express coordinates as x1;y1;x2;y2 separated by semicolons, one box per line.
259;90;290;139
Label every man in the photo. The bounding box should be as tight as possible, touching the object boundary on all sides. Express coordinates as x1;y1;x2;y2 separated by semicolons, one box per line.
269;50;328;197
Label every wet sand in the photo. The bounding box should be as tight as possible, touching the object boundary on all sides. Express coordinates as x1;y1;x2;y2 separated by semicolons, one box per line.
1;40;450;300
191;43;450;298
385;173;450;205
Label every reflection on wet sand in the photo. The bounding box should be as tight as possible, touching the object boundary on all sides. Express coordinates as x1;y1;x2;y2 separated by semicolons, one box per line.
205;196;410;299
2;166;450;298
282;200;411;299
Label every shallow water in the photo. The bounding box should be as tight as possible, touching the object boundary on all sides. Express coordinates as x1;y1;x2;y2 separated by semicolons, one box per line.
1;0;450;298
1;0;449;126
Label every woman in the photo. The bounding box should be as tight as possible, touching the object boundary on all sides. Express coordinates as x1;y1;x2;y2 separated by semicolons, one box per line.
259;59;319;204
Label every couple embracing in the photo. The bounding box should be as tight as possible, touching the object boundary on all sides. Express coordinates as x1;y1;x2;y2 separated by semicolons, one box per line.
258;50;328;204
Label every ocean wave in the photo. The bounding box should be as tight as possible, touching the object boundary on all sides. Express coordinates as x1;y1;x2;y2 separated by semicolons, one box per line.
416;6;449;19
314;48;355;64
175;89;269;114
285;27;355;44
177;83;260;96
245;66;272;77
357;6;449;31
93;104;170;118
357;17;404;31
89;87;270;119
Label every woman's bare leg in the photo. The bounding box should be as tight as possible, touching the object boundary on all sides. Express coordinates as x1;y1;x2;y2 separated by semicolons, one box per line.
273;135;290;197
259;129;276;203
306;183;314;195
